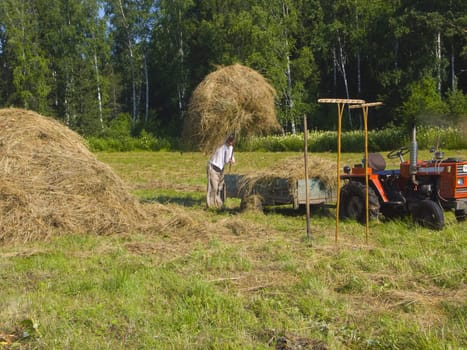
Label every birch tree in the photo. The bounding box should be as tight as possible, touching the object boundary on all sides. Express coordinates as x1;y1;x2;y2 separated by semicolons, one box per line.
106;0;158;127
32;0;111;133
151;0;199;134
109;0;138;123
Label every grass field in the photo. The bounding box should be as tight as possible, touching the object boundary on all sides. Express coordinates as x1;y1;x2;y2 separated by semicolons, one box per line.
1;150;466;349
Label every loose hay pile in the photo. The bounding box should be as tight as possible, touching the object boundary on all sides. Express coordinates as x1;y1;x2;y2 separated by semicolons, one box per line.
238;155;337;200
0;108;149;243
183;64;280;153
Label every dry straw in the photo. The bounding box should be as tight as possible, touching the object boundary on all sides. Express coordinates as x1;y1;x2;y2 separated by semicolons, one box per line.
183;64;280;153
0;108;150;243
238;155;337;198
0;108;287;244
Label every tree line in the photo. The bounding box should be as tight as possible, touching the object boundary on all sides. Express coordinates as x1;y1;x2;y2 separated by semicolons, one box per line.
0;0;465;139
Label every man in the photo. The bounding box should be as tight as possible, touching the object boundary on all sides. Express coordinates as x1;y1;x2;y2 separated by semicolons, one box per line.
206;134;235;209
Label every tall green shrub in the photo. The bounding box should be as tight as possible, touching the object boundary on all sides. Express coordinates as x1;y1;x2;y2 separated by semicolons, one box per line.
401;77;448;128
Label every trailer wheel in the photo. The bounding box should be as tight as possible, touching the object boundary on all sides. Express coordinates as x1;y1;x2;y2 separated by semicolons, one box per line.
339;181;380;223
454;209;465;222
411;200;444;230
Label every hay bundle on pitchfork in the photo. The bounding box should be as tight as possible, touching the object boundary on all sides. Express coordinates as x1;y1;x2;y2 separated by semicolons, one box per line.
183;64;280;153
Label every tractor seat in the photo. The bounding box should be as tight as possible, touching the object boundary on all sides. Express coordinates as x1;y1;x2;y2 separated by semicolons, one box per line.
366;153;386;172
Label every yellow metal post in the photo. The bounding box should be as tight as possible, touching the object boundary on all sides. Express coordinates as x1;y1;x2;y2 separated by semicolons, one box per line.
318;99;365;243
336;102;344;243
363;105;369;243
349;102;383;243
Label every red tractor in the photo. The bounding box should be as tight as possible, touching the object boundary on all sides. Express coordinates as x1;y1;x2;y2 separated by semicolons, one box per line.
339;127;467;230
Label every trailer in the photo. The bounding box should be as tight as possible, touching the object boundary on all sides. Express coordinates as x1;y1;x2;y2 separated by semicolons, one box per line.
224;174;337;210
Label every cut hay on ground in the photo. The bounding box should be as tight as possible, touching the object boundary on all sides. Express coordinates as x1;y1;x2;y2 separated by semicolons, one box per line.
183;64;279;153
238;155;337;197
0;108;150;243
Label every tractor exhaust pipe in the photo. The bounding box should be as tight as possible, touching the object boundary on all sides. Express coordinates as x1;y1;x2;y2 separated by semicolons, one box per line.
409;125;418;184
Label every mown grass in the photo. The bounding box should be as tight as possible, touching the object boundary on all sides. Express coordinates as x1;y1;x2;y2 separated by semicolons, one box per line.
1;150;466;349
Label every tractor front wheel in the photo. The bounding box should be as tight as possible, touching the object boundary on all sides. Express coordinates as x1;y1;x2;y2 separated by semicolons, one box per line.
411;200;444;230
455;209;465;222
339;181;380;223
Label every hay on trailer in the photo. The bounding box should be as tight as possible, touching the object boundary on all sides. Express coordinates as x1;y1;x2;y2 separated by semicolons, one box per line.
183;64;280;153
238;155;337;198
0;108;152;243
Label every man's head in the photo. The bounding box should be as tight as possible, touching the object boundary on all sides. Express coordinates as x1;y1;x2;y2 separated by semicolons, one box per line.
226;134;235;145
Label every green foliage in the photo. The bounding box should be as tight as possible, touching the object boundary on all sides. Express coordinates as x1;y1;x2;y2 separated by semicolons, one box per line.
401;77;448;127
87;125;465;153
446;88;467;125
86;113;173;151
104;113;133;138
87;133;172;152
416;125;467;149
0;0;466;139
0;0;52;113
239;126;466;152
241;133;304;152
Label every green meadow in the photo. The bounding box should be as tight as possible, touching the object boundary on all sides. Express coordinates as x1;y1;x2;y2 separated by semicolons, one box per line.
1;150;466;349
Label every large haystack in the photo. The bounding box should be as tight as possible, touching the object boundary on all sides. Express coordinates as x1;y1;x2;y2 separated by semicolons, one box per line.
0;108;148;243
183;64;279;153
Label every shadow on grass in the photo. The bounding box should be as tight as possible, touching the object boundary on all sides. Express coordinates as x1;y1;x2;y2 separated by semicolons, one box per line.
142;194;205;207
264;204;335;218
141;194;335;219
142;197;246;217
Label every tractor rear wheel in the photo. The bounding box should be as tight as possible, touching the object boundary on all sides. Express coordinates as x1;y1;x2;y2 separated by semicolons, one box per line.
339;181;380;223
411;200;444;230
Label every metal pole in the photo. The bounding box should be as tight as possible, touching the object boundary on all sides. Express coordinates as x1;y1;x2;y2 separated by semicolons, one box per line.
335;103;345;243
304;115;311;241
317;98;366;244
349;101;383;243
363;106;369;244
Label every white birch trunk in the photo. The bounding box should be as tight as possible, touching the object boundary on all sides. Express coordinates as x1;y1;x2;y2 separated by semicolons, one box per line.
94;53;104;129
178;29;184;113
357;53;361;96
357;52;362;130
333;48;337;95
144;54;149;123
65;69;70;125
355;2;361;95
177;4;185;116
286;54;296;134
336;35;352;128
118;0;137;123
355;2;362;130
70;67;77;123
436;32;441;95
451;47;456;91
283;2;295;134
